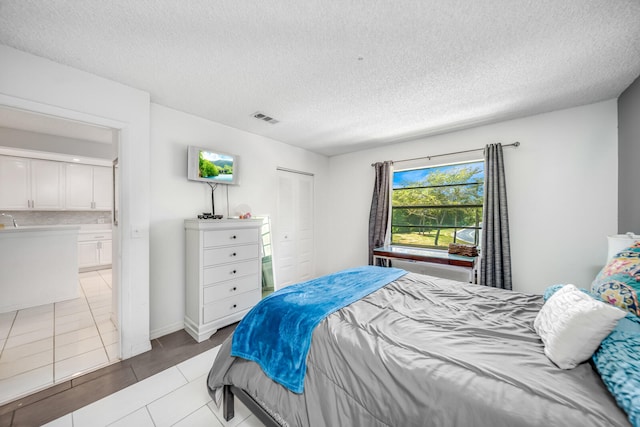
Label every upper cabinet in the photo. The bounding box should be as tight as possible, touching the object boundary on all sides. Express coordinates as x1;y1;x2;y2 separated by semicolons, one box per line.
31;160;65;209
0;154;111;211
65;164;112;210
0;156;30;209
92;166;112;210
0;156;64;210
65;163;94;209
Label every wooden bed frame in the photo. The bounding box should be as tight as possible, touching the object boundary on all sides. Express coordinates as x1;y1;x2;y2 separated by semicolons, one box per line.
218;384;281;427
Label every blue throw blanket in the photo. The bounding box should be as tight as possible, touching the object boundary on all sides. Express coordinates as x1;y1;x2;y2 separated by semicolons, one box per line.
230;265;407;393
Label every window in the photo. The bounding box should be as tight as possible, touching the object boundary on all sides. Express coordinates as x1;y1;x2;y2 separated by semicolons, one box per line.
391;161;484;250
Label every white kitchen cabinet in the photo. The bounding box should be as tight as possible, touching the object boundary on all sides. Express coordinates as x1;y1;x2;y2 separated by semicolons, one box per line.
0;156;30;209
78;240;100;267
92;166;112;210
100;239;113;265
31;159;65;209
65;163;93;209
65;164;112;210
77;230;112;270
184;219;263;342
0;156;64;210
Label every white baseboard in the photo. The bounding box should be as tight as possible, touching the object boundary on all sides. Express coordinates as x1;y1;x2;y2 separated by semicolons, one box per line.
150;321;185;340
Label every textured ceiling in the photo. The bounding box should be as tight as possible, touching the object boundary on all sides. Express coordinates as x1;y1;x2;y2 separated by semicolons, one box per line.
0;1;639;156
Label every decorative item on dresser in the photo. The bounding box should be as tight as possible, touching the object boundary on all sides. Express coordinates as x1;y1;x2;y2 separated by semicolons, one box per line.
184;218;263;342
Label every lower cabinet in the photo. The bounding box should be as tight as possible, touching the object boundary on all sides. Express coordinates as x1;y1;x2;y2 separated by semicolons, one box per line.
184;218;263;342
78;230;112;270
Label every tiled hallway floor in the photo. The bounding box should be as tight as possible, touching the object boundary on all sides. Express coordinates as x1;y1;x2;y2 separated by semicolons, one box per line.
43;344;265;427
0;269;119;406
0;325;255;427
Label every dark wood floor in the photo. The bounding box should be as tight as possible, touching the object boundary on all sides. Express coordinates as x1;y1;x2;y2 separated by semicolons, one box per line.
0;324;237;427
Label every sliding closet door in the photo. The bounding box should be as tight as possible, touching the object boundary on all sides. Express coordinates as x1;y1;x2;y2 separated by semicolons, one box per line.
276;169;314;289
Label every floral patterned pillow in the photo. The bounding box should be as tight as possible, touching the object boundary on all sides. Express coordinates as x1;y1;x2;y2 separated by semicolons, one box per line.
592;242;640;316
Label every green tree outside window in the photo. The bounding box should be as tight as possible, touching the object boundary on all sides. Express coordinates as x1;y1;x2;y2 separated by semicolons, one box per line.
392;161;484;249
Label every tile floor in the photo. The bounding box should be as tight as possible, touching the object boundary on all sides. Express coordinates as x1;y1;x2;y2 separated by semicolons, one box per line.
42;345;265;427
0;269;118;406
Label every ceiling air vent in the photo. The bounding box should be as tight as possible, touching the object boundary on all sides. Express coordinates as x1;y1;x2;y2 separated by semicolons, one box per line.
252;111;279;125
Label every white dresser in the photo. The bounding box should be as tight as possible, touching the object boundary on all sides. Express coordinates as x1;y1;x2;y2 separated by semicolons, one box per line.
184;218;263;342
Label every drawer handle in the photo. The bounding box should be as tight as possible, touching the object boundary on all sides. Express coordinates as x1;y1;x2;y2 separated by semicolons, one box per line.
231;287;237;292
231;270;237;274
231;252;237;257
232;304;237;309
231;235;237;239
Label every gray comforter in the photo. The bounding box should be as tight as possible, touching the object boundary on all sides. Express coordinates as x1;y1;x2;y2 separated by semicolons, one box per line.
208;272;629;426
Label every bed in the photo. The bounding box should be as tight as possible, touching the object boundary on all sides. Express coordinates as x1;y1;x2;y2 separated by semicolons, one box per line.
207;268;632;427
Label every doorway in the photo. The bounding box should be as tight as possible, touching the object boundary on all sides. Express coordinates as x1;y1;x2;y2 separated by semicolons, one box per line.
0;106;120;405
275;168;314;289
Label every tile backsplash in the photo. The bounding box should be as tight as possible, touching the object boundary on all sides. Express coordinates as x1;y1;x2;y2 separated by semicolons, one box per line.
0;210;111;227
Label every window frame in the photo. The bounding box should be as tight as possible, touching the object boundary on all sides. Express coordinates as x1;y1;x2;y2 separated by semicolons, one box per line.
390;160;484;251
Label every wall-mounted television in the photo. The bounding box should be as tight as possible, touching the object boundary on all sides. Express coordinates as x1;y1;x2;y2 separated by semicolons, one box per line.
187;146;239;185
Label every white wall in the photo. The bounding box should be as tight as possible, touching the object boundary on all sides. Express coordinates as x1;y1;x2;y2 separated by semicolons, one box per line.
0;127;113;159
328;100;619;294
149;104;330;338
0;45;152;358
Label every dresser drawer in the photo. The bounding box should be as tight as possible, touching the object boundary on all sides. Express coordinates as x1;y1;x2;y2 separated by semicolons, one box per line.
203;290;261;323
204;228;259;248
203;274;260;305
203;244;259;267
203;260;257;285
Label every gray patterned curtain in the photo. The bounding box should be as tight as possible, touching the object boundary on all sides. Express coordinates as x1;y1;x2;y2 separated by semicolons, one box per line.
480;143;512;289
369;161;392;266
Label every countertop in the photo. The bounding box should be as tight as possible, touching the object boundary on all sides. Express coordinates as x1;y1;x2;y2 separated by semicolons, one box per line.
0;224;81;234
0;223;112;233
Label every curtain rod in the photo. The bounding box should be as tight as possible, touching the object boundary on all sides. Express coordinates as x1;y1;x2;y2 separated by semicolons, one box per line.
371;141;520;167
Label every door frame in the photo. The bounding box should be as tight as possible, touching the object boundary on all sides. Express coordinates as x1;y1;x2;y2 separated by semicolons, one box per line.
0;93;134;360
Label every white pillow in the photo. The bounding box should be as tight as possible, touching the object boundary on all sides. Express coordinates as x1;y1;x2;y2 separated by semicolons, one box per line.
534;284;625;369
